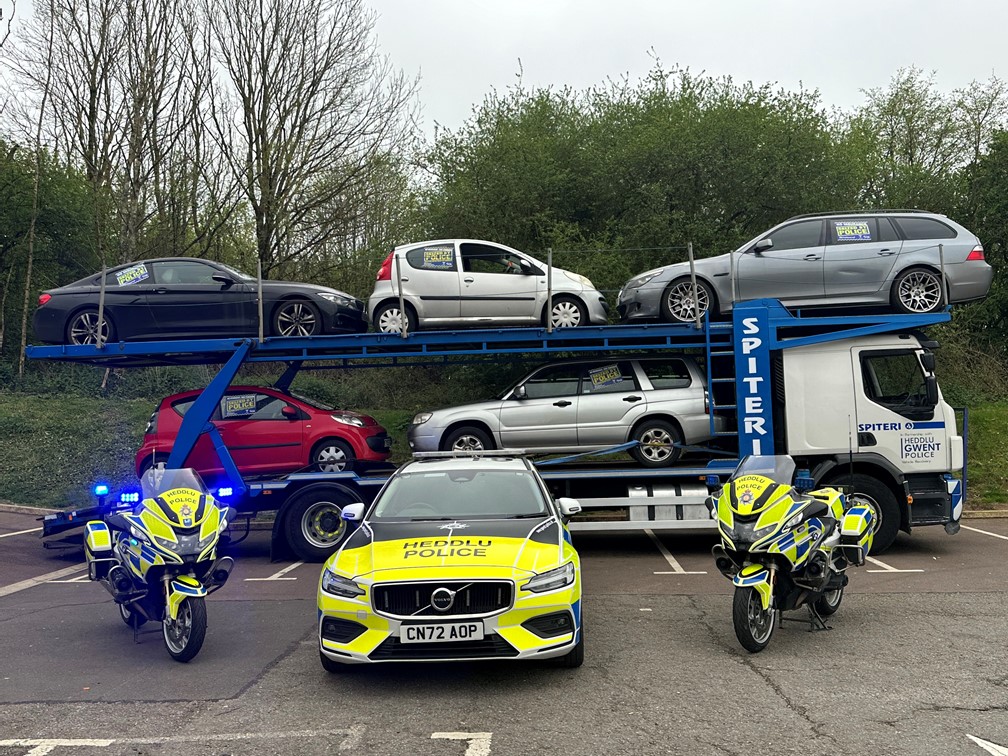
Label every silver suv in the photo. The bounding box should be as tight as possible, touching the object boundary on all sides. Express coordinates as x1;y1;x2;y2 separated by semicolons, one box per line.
368;239;609;333
407;357;724;467
617;211;993;323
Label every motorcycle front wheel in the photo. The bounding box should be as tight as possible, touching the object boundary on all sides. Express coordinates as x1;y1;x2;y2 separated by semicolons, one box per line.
163;596;207;663
732;586;775;653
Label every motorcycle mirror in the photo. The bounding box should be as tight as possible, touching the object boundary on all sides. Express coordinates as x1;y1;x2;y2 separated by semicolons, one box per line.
704;495;716;518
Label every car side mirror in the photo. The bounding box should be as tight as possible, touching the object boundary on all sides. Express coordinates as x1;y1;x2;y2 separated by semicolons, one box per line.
557;497;582;520
753;239;773;255
341;503;365;522
212;273;234;287
281;405;298;420
513;385;527;400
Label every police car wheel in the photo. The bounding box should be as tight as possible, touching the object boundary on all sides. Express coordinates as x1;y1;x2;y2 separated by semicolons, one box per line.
555;625;584;668
319;649;346;674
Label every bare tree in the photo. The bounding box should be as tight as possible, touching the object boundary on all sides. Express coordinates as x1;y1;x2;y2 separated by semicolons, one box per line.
19;0;54;376
204;0;416;277
0;0;14;50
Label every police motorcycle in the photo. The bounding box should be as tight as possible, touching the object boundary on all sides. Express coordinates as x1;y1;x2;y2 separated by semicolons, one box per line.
83;466;235;662
706;455;877;653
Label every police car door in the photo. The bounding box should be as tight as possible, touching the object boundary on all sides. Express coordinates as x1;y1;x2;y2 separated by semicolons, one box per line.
854;348;946;471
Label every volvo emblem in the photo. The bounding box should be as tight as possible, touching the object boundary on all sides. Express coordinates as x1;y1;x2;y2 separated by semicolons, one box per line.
431;587;456;612
439;521;469;530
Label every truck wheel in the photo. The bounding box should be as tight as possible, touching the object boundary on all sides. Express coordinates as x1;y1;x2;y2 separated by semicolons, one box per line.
630;419;683;466
163;596;207;663
442;426;495;453
284;489;355;562
828;473;900;553
732;586;774;653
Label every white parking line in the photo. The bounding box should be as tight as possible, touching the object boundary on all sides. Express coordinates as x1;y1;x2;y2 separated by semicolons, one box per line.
0;564;89;598
866;556;924;573
645;529;706;575
0;527;42;539
48;572;91;584
962;525;1008;542
0;728;363;753
245;561;305;581
432;732;493;756
968;734;1008;755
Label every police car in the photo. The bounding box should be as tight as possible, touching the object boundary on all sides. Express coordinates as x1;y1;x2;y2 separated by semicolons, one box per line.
317;452;584;669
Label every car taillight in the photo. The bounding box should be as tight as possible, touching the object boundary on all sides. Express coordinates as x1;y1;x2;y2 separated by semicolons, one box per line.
966;245;985;261
704;388;710;414
376;252;393;281
144;411;158;435
38;293;51;306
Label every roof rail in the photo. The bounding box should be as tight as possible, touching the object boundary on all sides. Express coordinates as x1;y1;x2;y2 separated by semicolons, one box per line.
411;449;530;460
786;209;930;220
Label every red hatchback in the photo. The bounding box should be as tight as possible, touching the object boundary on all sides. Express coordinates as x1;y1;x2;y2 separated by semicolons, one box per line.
135;386;392;482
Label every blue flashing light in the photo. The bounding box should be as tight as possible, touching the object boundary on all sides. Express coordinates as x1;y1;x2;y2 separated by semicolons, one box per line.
119;492;140;504
705;474;722;487
94;484;110;497
217;487;233;498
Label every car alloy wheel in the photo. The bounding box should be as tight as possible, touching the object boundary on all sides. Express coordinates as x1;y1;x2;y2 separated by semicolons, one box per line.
451;433;486;452
68;310;112;345
276;301;319;336
664;280;710;323
637;426;675;463
896;270;942;313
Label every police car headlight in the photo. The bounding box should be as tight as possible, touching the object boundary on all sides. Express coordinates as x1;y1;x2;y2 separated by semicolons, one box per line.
523;562;575;593
331;414;365;427
321;568;365;599
412;412;432;425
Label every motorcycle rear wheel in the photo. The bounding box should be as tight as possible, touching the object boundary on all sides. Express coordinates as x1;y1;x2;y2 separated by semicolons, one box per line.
163;596;207;663
732;586;775;653
814;585;844;617
119;602;147;629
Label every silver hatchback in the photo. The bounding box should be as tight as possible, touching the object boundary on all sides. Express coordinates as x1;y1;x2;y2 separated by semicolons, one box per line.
407;357;724;467
617;211;994;323
368;239;609;333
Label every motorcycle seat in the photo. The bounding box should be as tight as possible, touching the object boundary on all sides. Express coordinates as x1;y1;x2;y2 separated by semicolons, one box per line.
800;498;831;520
105;513;131;532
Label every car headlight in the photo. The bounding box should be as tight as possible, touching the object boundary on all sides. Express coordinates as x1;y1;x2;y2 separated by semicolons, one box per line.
317;292;354;306
522;562;576;593
321;568;365;599
563;271;593;288
412;412;432;425
627;271;662;290
331;414;365;427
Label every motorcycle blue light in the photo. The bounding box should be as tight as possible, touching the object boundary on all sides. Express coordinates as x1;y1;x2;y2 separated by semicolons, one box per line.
119;492;140;503
218;487;233;498
94;484;110;496
705;475;721;487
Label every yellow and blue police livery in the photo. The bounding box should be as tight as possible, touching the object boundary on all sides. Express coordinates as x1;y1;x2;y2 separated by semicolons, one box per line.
317;454;584;669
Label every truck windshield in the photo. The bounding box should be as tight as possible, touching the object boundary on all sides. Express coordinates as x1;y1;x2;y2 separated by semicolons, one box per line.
372;469;548;521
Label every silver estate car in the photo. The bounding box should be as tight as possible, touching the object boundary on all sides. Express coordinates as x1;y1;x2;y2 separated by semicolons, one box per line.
407;357;725;467
617;211;994;323
368;239;609;333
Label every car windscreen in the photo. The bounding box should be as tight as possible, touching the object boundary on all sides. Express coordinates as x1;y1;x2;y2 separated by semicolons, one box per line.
371;469;549;521
215;262;255;281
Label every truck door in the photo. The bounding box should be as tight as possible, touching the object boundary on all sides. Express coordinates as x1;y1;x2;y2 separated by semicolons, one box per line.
853;348;945;470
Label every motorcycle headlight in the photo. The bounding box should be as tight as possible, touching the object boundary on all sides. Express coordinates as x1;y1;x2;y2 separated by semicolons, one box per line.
522;562;576;593
129;525;151;545
331;414;365;427
563;271;593;288
321;568;365;599
412;412;432;425
154;535;177;550
317;292;354;307
783;512;804;531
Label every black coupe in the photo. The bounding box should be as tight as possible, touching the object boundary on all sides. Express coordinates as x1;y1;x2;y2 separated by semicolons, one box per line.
33;257;368;344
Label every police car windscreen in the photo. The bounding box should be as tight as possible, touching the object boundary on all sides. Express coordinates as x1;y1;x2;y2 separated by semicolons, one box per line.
372;470;548;521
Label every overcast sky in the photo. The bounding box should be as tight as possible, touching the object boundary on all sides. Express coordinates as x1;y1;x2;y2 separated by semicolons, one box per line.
371;0;1008;137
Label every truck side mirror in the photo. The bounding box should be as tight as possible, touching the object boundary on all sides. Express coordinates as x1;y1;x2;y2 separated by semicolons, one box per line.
920;352;936;373
925;375;939;406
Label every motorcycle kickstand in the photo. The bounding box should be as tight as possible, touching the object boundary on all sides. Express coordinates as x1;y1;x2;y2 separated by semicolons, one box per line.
804;604;831;633
133;623;139;644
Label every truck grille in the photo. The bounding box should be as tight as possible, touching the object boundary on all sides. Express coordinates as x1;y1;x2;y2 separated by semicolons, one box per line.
372;581;513;618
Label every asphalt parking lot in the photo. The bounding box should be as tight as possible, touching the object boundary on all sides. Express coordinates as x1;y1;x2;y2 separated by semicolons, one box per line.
1;508;1007;756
